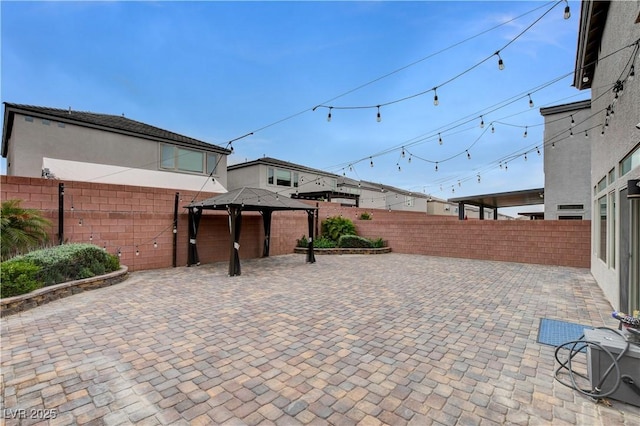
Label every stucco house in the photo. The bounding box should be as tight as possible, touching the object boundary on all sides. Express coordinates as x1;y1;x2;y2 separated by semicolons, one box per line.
1;103;230;192
540;99;592;220
572;1;639;313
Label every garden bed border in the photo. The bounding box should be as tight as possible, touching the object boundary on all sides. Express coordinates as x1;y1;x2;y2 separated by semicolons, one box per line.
0;266;129;317
294;247;392;255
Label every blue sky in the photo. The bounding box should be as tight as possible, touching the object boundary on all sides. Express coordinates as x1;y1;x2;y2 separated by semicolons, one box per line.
1;1;587;211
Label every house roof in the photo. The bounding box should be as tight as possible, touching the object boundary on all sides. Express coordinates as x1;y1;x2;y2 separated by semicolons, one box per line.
573;1;611;89
2;103;231;157
228;156;341;178
186;187;316;212
539;99;591;117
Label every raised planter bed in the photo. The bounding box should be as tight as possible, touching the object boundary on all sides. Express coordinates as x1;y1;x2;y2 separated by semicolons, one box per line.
294;247;392;255
0;266;129;317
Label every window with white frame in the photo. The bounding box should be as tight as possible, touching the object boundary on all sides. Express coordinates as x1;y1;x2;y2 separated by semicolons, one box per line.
598;195;607;262
267;167;294;187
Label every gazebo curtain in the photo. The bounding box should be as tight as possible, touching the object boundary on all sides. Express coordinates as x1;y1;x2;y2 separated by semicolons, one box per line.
262;210;272;257
187;207;202;266
229;206;243;276
307;210;316;263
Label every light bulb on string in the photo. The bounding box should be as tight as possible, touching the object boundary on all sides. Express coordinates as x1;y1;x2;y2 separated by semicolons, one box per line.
433;88;439;106
496;52;504;70
466;150;471;160
78;218;83;226
563;0;570;19
349;164;353;172
438;133;443;145
505;162;508;171
136;246;140;256
491;124;495;133
408;155;412;164
523;126;528;138
629;64;635;81
117;248;122;257
435;162;439;172
89;234;93;242
536;146;541;156
401;147;405;158
154;241;158;248
570;128;574;138
552;141;555;148
528;94;534;108
570;115;575;126
397;163;401;172
376;106;381;122
524;153;528;161
103;243;107;250
458;180;461;187
370;157;374;167
585;130;589;138
327;107;332;122
479;115;485;128
477;174;481;183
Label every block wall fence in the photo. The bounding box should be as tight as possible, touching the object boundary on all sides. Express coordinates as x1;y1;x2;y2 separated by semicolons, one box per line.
1;176;591;271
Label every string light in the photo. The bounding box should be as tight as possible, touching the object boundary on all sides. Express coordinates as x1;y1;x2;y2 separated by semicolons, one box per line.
479;115;485;128
563;0;570;19
523;126;528;138
466;150;471;160
496;51;505;70
433;88;439;106
401;147;405;158
408;155;412;164
154;241;158;248
327;107;332;122
397;163;401;172
370;157;374;167
505;162;508;170
570;128;574;137
585;130;589;138
491;124;495;133
78;218;83;226
376;106;381;122
528;94;534;108
629;64;635;81
477;174;481;183
438;133;443;145
536;146;541;155
524;153;528;161
552;141;555;148
89;234;93;242
117;248;122;257
135;246;140;256
570;115;575;126
435;162;439;172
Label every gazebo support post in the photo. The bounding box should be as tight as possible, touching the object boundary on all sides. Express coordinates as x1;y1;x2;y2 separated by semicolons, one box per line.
229;206;242;276
262;210;272;257
306;210;316;264
187;207;202;266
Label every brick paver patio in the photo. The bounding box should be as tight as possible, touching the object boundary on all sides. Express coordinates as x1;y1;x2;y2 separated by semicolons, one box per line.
1;253;639;425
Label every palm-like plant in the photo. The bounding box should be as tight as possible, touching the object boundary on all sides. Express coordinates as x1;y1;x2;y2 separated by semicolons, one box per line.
1;200;52;260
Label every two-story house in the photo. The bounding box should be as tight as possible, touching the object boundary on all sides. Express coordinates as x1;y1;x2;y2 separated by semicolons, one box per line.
1;103;230;192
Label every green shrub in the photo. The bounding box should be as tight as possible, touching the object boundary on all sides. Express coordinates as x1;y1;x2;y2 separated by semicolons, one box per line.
0;259;43;298
1;199;52;260
321;216;356;242
371;237;386;248
296;235;308;248
313;236;337;248
338;235;374;248
358;212;372;220
12;243;120;287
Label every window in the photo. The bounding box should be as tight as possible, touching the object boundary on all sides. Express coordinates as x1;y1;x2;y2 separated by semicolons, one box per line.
609;191;616;268
608;168;615;184
620;143;640;176
293;172;299;188
42;119;50;125
207;153;218;175
558;204;584;210
597;176;607;193
267;167;274;185
160;143;209;174
24;116;33;122
598;196;607;262
57;122;65;128
276;169;291;186
559;216;582;220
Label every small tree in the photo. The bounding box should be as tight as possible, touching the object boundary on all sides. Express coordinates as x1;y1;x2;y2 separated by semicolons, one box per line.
1;200;52;260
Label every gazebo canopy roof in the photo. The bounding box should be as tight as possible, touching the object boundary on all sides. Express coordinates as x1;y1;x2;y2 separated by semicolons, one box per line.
186;187;317;212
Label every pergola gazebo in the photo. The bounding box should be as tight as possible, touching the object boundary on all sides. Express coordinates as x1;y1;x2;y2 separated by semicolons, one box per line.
185;187;317;276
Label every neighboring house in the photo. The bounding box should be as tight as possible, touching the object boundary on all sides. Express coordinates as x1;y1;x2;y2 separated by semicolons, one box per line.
572;1;640;313
1;103;230;192
540;100;592;220
227;156;510;217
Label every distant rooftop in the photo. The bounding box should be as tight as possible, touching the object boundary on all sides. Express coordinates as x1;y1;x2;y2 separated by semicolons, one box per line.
2;103;231;157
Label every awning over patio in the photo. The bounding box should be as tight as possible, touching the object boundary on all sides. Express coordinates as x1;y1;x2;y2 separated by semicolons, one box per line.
185;187;317;276
449;188;544;220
